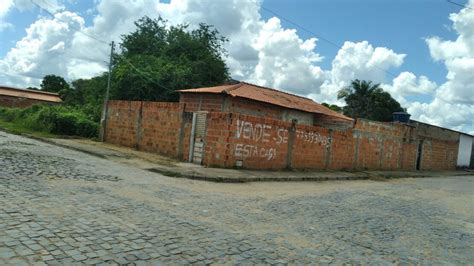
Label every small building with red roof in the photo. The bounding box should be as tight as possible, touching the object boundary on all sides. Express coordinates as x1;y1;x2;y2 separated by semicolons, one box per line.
178;82;353;128
0;86;62;108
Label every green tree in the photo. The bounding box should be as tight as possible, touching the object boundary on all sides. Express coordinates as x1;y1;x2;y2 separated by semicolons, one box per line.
62;74;108;122
321;102;342;112
337;79;403;122
112;16;229;101
40;74;70;94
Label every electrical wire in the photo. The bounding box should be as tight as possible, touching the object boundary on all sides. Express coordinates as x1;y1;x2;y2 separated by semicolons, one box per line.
26;0;175;92
30;0;109;45
446;0;474;10
260;5;400;79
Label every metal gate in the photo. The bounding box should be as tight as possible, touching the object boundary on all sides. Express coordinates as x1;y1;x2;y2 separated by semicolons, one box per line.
188;111;208;164
416;140;423;170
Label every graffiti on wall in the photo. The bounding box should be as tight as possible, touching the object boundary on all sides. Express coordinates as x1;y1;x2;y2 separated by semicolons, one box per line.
234;119;332;160
295;130;332;148
235;120;278;160
234;144;277;161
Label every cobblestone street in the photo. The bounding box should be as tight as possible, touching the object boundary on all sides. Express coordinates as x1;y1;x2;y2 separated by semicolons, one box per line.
1;131;473;265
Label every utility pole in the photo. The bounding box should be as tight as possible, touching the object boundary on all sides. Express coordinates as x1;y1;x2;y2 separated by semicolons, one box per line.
99;41;114;142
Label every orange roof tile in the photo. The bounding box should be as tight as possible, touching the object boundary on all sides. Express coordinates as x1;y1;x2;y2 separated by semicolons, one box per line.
178;82;353;121
0;86;62;103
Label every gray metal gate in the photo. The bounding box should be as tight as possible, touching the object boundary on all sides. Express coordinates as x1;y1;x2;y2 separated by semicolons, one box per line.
188;111;208;164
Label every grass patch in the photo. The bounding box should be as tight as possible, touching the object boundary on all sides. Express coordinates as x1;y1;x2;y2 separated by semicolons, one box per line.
0;119;56;138
146;168;185;178
0;105;99;138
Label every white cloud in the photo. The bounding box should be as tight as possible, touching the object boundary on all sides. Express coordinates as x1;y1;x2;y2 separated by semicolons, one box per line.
329;41;405;85
380;72;437;106
14;0;64;12
0;0;473;133
410;0;474;134
0;11;87;87
0;0;14;31
250;17;324;95
408;99;474;134
309;41;406;105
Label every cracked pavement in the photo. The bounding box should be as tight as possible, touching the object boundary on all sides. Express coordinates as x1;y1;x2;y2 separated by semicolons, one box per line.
0;131;473;265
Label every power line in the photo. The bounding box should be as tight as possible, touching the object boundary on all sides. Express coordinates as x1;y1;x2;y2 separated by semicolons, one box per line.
446;0;474;10
260;5;341;50
30;0;109;45
120;56;175;92
260;5;400;79
27;0;174;92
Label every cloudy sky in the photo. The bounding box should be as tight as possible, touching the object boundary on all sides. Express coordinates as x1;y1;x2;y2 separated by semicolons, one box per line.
0;0;473;133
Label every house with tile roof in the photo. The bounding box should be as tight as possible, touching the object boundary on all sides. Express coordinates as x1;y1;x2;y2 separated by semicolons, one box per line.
0;86;62;108
178;82;353;128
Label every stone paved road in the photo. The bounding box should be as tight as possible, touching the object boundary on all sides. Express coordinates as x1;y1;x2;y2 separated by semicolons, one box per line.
1;131;473;265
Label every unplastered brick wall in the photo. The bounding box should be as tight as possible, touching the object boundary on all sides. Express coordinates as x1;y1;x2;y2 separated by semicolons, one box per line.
413;121;459;171
203;113;291;169
200;112;345;170
105;100;459;171
105;101;141;148
0;95;59;108
105;100;191;160
137;102;183;157
291;124;332;169
180;93;320;126
181;93;224;113
351;120;412;170
201;114;460;171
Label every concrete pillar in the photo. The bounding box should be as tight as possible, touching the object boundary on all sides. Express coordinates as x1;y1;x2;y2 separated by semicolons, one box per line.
324;129;333;169
177;107;187;160
286;120;297;169
134;101;143;150
353;133;360;170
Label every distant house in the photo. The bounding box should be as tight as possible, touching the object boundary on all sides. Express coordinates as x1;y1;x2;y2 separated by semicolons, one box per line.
409;120;474;169
0;86;62;108
457;133;474;168
178;82;353;128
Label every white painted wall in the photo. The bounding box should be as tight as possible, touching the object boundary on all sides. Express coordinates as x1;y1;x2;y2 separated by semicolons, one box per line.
457;134;473;167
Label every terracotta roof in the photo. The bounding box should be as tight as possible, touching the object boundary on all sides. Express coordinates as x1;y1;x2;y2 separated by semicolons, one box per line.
0;86;62;103
178;82;353;121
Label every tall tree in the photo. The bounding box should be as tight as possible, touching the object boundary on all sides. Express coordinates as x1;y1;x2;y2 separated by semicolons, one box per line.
112;16;229;102
337;79;403;122
321;102;342;112
40;74;70;93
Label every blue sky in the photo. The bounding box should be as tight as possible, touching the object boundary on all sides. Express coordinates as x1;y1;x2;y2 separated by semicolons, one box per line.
0;0;473;133
0;0;465;81
262;0;465;84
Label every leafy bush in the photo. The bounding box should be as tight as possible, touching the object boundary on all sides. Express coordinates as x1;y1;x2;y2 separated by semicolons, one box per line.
0;104;99;138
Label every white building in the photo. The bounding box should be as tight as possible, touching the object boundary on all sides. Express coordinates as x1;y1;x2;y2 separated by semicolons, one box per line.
457;133;474;168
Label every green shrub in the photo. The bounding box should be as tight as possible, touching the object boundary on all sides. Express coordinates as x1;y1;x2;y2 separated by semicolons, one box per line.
0;104;99;138
0;107;21;122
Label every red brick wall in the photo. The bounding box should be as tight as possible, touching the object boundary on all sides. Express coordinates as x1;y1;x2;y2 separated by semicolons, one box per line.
138;102;182;158
105;100;459;171
0;95;60;108
180;112;194;161
291;124;331;169
351;120;407;170
105;101;141;148
201;116;459;171
105;100;191;159
180;93;325;126
401;142;417;170
203;113;290;169
328;130;356;170
227;97;287;120
414;121;459;171
180;93;224;112
420;139;458;171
